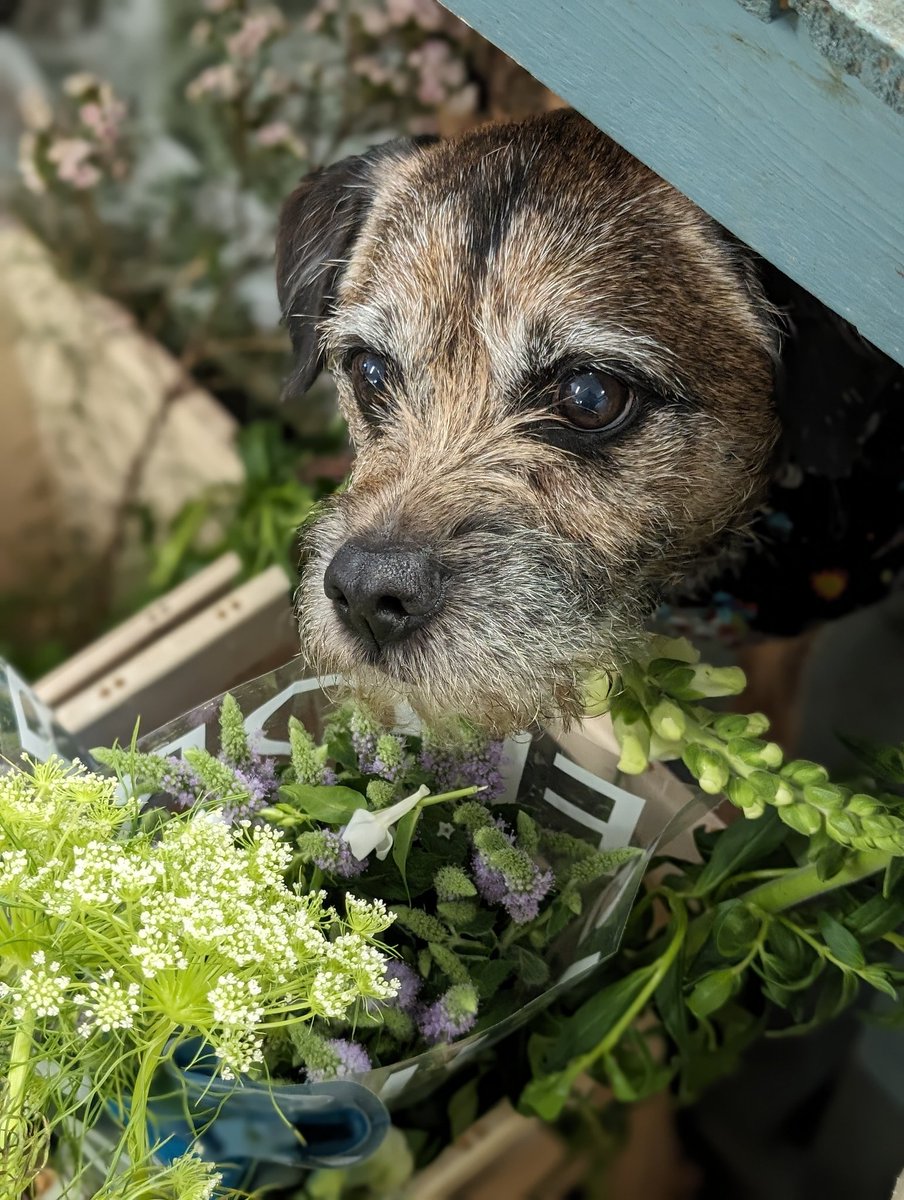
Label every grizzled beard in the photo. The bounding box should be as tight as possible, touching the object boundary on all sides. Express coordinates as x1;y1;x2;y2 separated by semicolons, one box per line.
296;509;652;735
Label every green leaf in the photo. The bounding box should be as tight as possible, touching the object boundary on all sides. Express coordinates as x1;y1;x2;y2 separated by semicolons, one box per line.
602;1030;673;1103
712;900;762;961
686;969;738;1019
519;1060;585;1121
555;965;658;1065
277;783;366;825
447;1077;480;1140
846;894;904;943
858;966;898;999
814;840;848;882
694;809;787;896
883;856;904;901
818;912;866;970
392;805;421;895
838;733;904;787
471;959;515;1001
511;946;550;990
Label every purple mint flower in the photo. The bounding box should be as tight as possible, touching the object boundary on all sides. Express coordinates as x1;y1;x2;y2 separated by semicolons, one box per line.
471;851;509;905
385;961;422;1012
501;867;555;924
307;1038;371;1082
352;730;379;775
471;850;554;925
313;829;368;878
417;993;477;1045
160;758;203;810
222;750;280;824
419;737;507;801
322;767;338;786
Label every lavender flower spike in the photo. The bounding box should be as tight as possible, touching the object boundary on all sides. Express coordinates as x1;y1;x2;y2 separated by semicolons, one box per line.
307;1038;371;1082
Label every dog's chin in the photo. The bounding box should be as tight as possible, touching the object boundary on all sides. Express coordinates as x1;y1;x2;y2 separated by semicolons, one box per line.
298;594;636;736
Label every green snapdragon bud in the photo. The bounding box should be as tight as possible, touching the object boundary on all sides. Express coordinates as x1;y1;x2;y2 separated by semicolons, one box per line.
650;698;687;743
584;671;615;715
611;694;651;775
652;660;747;700
683;745;730;795
780;760;830;786
712;714;751;738
777;803;823;837
727;777;766;818
748;770;795;806
802;783;849;811
726;737;784;770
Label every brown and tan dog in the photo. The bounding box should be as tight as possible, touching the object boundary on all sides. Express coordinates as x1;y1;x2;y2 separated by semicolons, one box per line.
276;109;781;733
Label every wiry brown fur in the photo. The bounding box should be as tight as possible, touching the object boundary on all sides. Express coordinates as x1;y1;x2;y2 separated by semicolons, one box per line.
277;110;780;732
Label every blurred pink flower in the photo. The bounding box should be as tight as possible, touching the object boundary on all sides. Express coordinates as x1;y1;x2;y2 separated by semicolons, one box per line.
186;62;241;101
226;8;284;60
352;55;392;86
47;137;101;189
386;0;444;30
359;7;391;35
79;97;126;147
254;120;306;156
408;38;466;105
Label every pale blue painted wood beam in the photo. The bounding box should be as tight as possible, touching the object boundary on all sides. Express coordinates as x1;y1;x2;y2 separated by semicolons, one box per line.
441;0;904;367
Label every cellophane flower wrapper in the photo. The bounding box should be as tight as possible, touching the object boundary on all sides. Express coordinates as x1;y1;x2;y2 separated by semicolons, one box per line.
0;658;716;1185
134;660;715;1108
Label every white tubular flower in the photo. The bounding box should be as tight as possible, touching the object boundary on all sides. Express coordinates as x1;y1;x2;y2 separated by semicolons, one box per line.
343;785;430;861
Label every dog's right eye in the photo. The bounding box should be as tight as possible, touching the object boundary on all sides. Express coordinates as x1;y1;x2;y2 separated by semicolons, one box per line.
350;350;389;396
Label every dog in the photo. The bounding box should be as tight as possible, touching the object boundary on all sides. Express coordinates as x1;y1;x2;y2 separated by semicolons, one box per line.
275;108;901;735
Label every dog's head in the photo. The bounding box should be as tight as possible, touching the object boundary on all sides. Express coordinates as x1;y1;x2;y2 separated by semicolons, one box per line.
277;110;779;731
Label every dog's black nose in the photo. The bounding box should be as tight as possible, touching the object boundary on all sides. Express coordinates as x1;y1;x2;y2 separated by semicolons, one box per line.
324;540;446;649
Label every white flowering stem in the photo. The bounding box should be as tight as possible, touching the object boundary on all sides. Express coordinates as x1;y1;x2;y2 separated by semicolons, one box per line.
0;1006;36;1178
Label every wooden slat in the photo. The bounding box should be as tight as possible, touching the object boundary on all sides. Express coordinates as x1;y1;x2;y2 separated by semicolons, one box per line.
407;1103;544;1200
34;553;242;708
52;566;297;746
442;0;904;367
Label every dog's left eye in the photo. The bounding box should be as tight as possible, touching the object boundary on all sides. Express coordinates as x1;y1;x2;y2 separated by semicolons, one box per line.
555;370;634;431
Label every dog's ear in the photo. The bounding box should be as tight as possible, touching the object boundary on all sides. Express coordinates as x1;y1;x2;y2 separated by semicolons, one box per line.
276;136;438;398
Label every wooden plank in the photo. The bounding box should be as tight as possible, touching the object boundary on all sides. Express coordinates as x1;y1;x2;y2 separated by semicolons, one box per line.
34;553;242;708
442;0;904;367
53;566;297;746
407;1103;543;1200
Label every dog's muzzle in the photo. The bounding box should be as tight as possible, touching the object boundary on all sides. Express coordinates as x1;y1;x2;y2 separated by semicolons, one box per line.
323;538;448;651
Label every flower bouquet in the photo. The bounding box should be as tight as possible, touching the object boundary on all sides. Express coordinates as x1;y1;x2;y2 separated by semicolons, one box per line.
4;635;902;1199
0;655;706;1197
